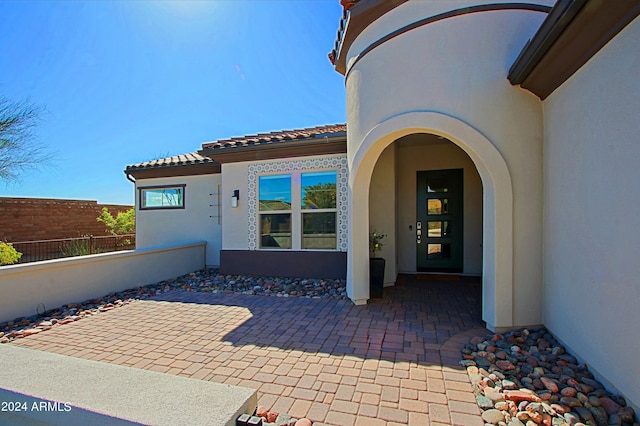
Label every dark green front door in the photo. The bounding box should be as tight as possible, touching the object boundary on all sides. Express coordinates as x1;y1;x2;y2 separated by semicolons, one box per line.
416;169;463;272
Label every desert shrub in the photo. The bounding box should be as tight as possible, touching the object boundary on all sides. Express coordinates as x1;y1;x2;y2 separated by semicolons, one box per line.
61;238;90;257
0;242;22;265
97;207;135;235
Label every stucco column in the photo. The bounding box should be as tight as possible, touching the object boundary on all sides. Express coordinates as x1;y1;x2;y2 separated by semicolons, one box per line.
346;182;370;305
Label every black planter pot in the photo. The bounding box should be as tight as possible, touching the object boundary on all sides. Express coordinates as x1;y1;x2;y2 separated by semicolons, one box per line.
369;257;385;298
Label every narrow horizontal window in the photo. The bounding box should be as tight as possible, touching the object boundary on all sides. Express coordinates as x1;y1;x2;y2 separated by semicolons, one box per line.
139;185;185;210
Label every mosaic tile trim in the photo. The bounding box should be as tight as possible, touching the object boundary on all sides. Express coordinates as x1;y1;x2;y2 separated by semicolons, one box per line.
248;156;348;251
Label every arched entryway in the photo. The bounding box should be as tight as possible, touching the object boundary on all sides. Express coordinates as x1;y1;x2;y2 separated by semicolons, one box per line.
347;112;514;331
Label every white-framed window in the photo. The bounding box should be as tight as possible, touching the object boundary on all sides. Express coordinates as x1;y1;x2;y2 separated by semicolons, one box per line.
138;184;186;210
259;174;292;249
301;171;337;249
258;170;337;250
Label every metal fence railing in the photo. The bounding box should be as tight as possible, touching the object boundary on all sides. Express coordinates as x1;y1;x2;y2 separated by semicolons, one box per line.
8;234;136;264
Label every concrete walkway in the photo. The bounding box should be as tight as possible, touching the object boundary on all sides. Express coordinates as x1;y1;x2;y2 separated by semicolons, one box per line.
0;344;256;426
10;275;487;425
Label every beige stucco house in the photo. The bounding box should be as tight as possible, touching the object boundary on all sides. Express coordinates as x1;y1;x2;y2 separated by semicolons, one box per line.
126;0;640;411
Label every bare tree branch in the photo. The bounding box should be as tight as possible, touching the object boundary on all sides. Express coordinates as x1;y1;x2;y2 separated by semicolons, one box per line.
0;96;53;182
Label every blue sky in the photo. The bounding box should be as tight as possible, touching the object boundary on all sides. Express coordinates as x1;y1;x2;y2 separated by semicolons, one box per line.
0;0;346;205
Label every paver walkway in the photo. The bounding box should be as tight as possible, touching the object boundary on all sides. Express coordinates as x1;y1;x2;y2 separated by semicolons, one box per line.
12;275;487;425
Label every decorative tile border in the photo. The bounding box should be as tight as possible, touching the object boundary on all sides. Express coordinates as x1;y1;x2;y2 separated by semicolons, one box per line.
247;155;349;251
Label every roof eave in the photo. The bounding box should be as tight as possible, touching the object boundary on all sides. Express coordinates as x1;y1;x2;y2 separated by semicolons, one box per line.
509;0;640;100
199;135;347;164
125;163;221;180
508;0;587;85
334;0;409;75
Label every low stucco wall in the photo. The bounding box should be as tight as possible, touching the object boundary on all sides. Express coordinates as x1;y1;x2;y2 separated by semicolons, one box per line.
0;242;206;323
542;16;640;411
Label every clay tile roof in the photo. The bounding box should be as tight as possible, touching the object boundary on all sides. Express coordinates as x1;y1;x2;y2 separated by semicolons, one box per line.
125;152;216;172
201;123;346;151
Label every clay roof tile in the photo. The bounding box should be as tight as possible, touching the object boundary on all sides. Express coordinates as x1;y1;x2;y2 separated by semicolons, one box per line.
201;123;346;151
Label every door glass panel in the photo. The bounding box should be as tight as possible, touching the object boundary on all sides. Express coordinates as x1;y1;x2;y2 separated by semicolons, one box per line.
427;221;450;237
427;199;449;215
427;178;449;193
427;221;442;237
427;199;441;214
427;243;451;259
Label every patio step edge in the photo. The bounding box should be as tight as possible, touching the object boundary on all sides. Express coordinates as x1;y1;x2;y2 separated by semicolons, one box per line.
0;344;257;426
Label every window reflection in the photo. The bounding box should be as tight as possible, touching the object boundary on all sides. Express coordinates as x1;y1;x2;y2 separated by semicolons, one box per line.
427;221;450;237
259;175;292;211
140;186;185;209
302;212;336;249
301;171;337;209
260;213;291;249
427;178;449;193
427;243;451;259
427;199;449;215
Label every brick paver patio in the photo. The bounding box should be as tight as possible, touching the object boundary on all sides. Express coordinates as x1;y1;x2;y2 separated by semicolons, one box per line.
12;275;487;425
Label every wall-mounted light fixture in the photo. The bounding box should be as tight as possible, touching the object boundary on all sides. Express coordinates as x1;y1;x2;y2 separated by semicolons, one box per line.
231;189;240;208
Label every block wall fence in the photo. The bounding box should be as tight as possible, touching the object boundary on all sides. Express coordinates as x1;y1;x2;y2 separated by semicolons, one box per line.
0;197;133;242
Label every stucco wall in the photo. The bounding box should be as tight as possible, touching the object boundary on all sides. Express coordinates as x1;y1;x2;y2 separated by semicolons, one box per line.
542;16;640;410
0;242;205;323
395;135;483;275
135;174;221;267
344;0;549;326
221;162;250;250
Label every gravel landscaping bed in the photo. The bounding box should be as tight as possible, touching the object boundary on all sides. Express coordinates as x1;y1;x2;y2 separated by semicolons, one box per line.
461;328;638;426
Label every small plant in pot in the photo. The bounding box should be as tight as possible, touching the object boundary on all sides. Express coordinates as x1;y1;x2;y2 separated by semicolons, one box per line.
369;231;386;298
